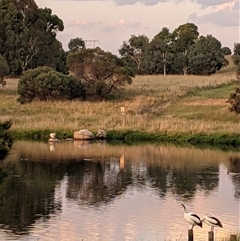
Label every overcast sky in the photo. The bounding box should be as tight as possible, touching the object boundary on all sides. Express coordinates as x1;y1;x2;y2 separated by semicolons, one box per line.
35;0;239;55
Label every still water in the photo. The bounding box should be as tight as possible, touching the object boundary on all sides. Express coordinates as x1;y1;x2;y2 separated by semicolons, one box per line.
0;140;239;241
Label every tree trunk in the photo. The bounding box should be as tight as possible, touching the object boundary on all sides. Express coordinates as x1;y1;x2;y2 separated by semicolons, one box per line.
163;65;166;76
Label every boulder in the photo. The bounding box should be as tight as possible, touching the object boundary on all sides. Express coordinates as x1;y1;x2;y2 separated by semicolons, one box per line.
74;129;94;140
95;129;107;139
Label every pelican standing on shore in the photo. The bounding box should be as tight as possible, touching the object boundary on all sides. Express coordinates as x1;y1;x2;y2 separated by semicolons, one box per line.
181;203;202;229
202;214;223;231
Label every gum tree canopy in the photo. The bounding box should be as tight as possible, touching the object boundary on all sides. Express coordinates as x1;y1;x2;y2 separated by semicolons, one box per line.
67;47;135;101
119;34;149;74
188;35;226;75
0;0;65;75
68;37;85;53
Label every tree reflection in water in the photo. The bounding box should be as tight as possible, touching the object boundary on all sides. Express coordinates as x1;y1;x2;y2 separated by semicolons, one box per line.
0;161;65;234
0;140;239;238
0;121;13;182
147;164;219;199
227;156;240;198
0;121;13;161
66;156;130;205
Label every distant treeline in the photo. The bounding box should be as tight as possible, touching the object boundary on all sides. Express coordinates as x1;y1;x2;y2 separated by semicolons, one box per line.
0;0;239;78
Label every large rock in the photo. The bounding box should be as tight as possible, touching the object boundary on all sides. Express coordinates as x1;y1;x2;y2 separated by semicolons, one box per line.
74;129;94;140
95;129;107;139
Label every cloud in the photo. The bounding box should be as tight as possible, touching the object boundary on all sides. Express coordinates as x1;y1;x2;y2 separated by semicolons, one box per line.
115;0;237;7
55;0;167;5
55;0;236;7
113;0;168;6
193;0;235;6
232;0;239;9
64;18;141;33
101;18;141;32
64;19;102;30
188;1;239;26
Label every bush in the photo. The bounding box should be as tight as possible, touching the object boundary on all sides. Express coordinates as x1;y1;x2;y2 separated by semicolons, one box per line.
222;47;232;55
17;66;85;103
228;87;240;113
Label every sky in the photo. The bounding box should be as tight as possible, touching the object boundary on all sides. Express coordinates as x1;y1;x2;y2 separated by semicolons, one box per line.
35;0;239;55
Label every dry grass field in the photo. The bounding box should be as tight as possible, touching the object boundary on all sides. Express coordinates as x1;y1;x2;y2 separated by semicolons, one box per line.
0;55;239;136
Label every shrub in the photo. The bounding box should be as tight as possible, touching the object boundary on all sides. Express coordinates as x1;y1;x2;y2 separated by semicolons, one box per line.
228;87;240;113
17;66;85;103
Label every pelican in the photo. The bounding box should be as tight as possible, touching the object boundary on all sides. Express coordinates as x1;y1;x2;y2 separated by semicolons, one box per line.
50;133;56;139
181;203;202;229
202;214;223;231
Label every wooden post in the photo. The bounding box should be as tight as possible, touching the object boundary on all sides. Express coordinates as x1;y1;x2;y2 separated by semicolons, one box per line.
208;231;214;241
230;235;237;241
120;106;125;127
188;229;193;241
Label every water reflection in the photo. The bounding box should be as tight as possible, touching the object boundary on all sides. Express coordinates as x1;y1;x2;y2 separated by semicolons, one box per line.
227;156;240;199
0;121;13;182
0;161;64;235
0;141;239;240
228;156;240;174
66;159;129;205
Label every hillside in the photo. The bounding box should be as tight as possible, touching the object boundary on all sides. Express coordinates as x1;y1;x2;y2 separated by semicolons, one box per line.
0;55;239;141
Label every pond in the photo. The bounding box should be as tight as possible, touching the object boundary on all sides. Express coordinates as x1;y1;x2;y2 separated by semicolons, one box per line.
0;140;239;241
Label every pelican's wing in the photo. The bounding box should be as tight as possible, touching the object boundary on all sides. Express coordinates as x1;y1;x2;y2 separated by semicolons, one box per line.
189;213;202;225
207;216;223;227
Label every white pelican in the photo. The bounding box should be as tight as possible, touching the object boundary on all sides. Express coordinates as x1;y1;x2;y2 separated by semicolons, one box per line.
202;214;223;231
50;133;56;139
181;203;202;229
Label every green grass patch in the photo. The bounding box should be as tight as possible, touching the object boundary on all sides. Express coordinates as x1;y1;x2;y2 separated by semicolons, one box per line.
13;129;74;141
188;82;239;99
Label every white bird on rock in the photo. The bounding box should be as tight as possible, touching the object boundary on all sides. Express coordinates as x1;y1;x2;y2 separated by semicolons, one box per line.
202;214;223;231
181;203;202;229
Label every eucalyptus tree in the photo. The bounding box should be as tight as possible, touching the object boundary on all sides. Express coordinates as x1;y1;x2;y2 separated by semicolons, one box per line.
232;43;240;79
0;0;65;75
232;43;240;65
145;27;173;75
30;7;65;72
171;23;199;75
67;47;135;100
68;37;85;53
188;35;226;75
0;0;25;75
234;43;240;55
119;34;149;74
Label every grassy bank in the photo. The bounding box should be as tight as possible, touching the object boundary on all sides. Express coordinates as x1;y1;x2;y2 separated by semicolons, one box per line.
224;234;240;241
1;56;239;144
